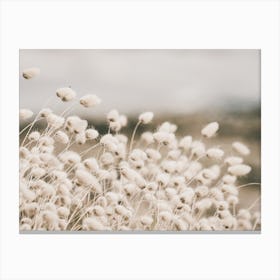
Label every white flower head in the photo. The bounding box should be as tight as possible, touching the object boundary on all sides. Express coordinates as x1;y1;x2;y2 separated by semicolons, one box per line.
119;115;128;127
179;136;192;151
54;130;69;144
139;112;154;124
39;108;52;118
222;174;237;184
82;217;105;230
232;142;250;156
228;164;252;176
46;113;65;129
59;151;81;165
206;148;224;160
65;116;88;134
225;156;244;166
107;109;119;122
158;122;177;133
28;131;40;141
75;132;86;145
19;109;33;120
80;94;101;108
227;195;239;205
140;216;153;226
56;87;76;102
85;128;99;140
109;120;122;132
201;122;219;138
22;67;40;79
141;132;154;145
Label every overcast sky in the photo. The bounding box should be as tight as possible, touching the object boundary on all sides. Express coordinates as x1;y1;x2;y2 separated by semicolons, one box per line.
20;49;260;117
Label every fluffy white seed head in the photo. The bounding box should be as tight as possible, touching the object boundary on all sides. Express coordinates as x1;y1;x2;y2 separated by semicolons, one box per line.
167;149;181;160
209;187;224;201
206;148;224;160
141;132;154;145
195;198;212;211
46;113;65;129
100;134;118;146
130;149;147;162
19;147;30;159
22;67;40;79
124;183;137;196
80;94;101;108
227;195;239;205
28;131;40;141
65;116;88;134
84;158;99;173
57;207;70;218
170;176;185;188
158;122;177;133
38;136;54;147
56;87;76;101
222;174;237;184
156;173;170;188
115;134;128;145
161;160;176;174
159;211;173;223
195;185;209;198
115;205;131;217
215;200;229;211
209;165;221;179
75;132;86;145
232;142;250;156
30;167;46;178
105;192;119;204
228;164;252;176
59;151;81;165
20;186;36;201
75;169;95;186
85;128;99;140
107;109;119;122
119;115;128;127
54;130;69;144
180;188;195;204
191;141;206;157
201;122;219;138
140;216;153;226
40;183;56;198
39;108;52;118
173;218;187;231
179;136;192;151
92;205;105;216
109;120;122;132
100;152;115;166
139;112;154;124
19;109;33;120
225;156;244;166
82;217;105;230
221;184;238;196
50;170;67;181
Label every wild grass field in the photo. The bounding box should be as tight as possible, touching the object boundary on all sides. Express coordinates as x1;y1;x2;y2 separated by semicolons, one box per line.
19;87;261;231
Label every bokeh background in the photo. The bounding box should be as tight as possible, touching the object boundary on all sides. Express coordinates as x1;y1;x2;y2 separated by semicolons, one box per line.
19;49;261;211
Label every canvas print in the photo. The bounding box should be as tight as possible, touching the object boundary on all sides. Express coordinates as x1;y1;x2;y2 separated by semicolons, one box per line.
19;50;261;232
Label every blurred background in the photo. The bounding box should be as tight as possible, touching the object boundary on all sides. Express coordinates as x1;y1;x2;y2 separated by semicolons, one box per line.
20;49;261;211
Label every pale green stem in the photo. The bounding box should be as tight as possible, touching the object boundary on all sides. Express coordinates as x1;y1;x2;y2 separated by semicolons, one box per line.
129;121;141;152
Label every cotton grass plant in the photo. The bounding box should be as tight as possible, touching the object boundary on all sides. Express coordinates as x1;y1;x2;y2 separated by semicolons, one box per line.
19;68;261;231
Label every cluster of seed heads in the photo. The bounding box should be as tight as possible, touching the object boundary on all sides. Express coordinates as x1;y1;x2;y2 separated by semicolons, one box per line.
19;67;261;231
